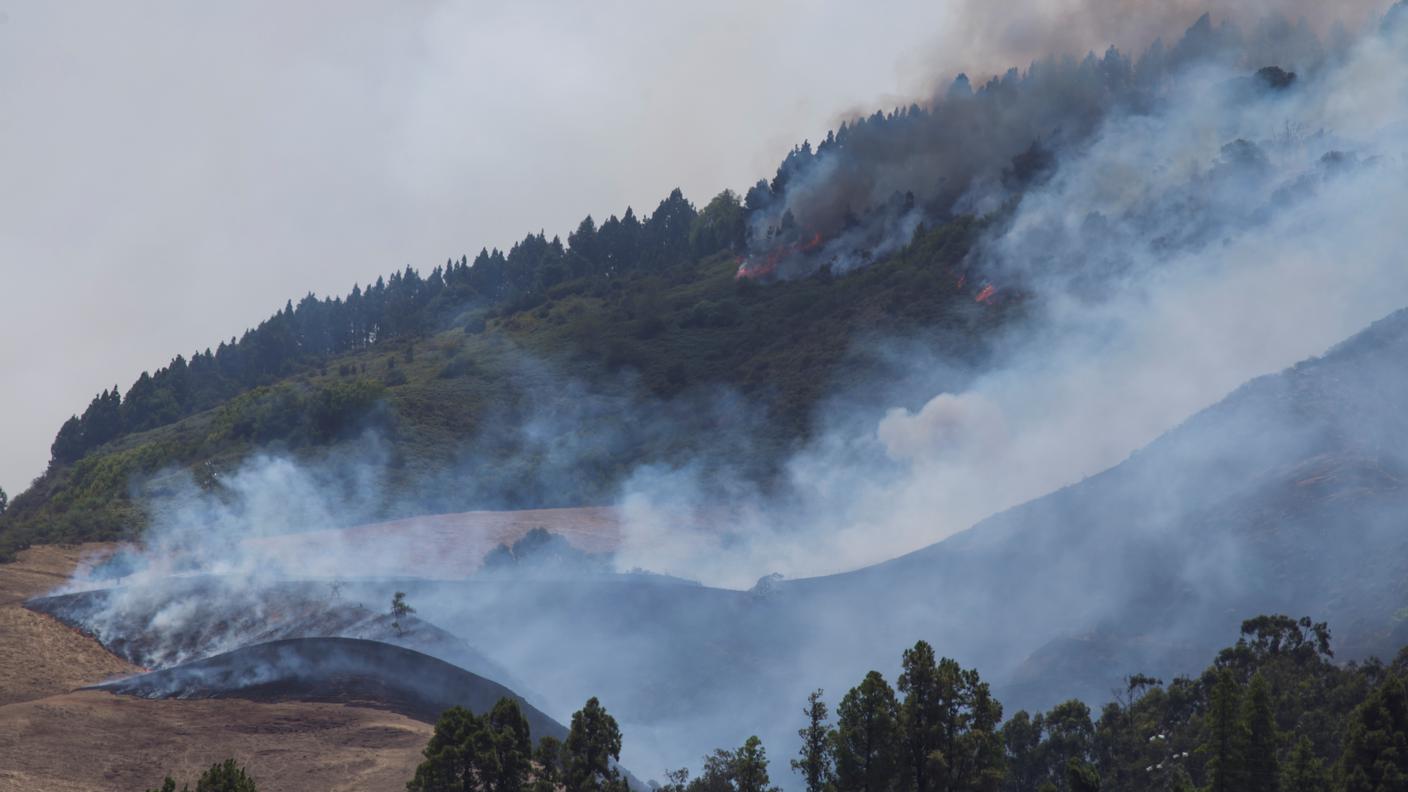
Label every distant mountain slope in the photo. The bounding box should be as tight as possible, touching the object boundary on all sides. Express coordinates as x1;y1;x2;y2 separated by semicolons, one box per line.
31;308;1408;775
349;306;1408;760
785;306;1408;709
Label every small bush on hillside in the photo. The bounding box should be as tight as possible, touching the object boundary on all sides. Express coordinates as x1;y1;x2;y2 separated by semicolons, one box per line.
439;354;477;379
682;299;742;328
146;758;258;792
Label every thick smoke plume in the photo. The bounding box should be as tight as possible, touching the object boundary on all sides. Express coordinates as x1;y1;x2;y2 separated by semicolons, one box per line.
929;0;1380;78
738;6;1379;280
621;5;1408;585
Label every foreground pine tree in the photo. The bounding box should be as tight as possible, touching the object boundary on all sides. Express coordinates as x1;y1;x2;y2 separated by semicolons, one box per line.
1203;670;1247;792
1337;676;1408;792
792;689;834;792
833;671;902;792
564;697;628;792
407;699;532;792
1241;673;1279;792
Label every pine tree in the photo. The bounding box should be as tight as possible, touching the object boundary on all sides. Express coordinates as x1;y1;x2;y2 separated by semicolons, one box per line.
793;689;834;792
391;591;415;635
833;671;901;792
999;711;1045;792
1063;758;1099;792
1280;735;1327;792
1337;676;1408;792
1203;670;1247;792
959;672;1006;792
899;641;943;792
145;760;259;792
564;697;625;792
1242;673;1279;792
408;706;485;791
532;736;564;792
1037;700;1095;791
194;759;258;792
735;736;779;792
488;698;533;792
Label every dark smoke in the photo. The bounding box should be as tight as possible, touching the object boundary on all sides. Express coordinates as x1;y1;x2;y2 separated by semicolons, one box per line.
739;11;1340;279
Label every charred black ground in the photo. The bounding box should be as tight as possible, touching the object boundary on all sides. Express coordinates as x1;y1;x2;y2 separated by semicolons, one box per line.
90;636;567;742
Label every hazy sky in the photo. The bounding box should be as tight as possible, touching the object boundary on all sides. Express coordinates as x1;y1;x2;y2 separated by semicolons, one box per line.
0;1;1379;497
0;1;962;495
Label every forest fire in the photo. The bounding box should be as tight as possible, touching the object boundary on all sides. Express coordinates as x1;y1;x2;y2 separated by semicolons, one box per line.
975;284;997;304
736;232;825;280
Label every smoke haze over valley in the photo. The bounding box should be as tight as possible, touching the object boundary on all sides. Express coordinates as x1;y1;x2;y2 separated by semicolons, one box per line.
5;3;1408;791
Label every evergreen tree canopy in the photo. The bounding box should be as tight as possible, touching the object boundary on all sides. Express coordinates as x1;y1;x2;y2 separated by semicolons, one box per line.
1337;675;1408;792
564;697;626;792
407;700;536;792
792;689;834;792
833;671;901;792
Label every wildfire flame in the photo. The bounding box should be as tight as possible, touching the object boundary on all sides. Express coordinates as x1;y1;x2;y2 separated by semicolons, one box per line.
736;232;825;280
975;284;997;304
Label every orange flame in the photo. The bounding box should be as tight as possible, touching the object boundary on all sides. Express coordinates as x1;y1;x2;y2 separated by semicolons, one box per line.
736;231;826;280
975;284;997;304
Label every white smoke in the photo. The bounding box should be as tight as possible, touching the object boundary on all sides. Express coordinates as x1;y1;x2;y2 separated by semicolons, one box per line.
612;7;1408;588
33;5;1408;785
924;0;1382;81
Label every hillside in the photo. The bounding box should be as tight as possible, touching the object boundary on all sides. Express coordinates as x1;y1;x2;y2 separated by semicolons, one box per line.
4;11;1285;560
0;545;434;792
786;306;1408;705
39;305;1408;780
93;637;569;741
0;216;1003;561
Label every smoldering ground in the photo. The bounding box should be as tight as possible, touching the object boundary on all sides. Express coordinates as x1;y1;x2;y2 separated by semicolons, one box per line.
35;4;1408;785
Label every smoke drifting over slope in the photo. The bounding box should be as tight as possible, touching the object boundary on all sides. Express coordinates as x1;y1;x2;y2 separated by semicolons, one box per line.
34;3;1408;785
739;6;1377;281
930;0;1378;78
622;4;1408;586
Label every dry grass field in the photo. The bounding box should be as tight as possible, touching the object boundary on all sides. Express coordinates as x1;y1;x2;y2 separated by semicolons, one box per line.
0;543;432;792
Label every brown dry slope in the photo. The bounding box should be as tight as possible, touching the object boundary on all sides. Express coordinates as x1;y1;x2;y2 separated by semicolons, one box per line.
0;543;136;706
0;545;431;792
0;691;430;792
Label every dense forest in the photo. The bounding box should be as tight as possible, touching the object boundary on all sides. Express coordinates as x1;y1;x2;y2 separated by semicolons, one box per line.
146;615;1408;792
